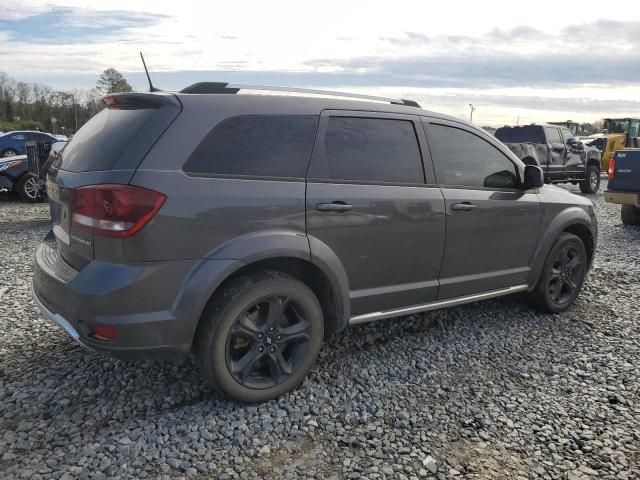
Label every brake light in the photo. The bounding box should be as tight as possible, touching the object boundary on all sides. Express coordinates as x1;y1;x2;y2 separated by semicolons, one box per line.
71;184;166;238
103;96;119;107
608;158;616;180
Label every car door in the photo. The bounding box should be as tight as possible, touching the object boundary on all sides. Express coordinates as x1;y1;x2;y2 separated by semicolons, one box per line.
306;111;446;316
560;128;585;177
423;119;541;299
543;126;567;180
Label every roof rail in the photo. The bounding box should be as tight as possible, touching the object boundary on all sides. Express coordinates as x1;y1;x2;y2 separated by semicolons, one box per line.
179;82;421;108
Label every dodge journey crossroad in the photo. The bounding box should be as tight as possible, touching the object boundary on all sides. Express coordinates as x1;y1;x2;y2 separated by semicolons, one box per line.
32;84;597;402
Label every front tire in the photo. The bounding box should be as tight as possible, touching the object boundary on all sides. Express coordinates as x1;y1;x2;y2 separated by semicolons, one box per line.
528;233;588;313
16;174;44;203
579;165;600;194
621;205;640;225
194;271;324;403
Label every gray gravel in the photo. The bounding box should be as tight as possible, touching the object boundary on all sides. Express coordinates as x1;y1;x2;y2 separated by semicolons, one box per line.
1;182;639;480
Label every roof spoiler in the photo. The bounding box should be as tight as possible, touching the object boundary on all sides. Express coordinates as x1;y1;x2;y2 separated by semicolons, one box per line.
103;92;179;109
179;82;421;108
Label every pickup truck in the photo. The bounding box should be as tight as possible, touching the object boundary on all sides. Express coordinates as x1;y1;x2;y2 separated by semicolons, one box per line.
604;149;640;225
495;124;602;194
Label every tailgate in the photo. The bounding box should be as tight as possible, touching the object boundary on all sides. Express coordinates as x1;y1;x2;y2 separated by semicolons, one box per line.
610;150;640;192
46;92;181;269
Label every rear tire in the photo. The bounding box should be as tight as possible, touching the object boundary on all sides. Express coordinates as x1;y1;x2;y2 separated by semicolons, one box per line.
194;271;324;403
528;233;588;314
579;165;600;194
16;174;44;203
621;205;640;225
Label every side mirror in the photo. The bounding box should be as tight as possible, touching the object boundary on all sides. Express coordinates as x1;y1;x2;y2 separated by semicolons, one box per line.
567;138;584;150
523;165;544;189
551;142;565;152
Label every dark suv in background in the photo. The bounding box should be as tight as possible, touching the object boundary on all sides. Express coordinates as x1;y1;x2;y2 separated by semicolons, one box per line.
495;124;602;194
33;85;597;402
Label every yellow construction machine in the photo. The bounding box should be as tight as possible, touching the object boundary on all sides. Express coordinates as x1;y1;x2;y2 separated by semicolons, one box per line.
588;118;640;171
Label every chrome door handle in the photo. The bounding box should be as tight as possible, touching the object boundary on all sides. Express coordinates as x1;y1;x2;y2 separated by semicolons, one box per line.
451;202;476;212
316;202;353;212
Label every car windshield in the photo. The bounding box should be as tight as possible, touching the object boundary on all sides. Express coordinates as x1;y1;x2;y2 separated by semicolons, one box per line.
495;126;545;144
604;119;640;136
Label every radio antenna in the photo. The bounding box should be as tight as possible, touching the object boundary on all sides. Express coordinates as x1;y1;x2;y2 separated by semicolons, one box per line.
139;52;159;92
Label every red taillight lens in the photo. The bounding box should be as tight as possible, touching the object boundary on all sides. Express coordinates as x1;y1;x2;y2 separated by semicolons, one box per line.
71;184;166;238
608;158;616;180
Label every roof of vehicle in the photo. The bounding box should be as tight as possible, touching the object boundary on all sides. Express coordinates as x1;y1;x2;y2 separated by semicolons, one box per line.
106;82;469;123
167;90;464;124
0;130;55;136
497;123;563;129
106;86;489;140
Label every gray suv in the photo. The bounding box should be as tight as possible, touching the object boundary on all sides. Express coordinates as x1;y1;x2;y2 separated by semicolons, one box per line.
32;84;597;402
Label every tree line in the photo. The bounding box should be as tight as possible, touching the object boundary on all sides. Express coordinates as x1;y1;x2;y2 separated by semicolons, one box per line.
0;69;134;135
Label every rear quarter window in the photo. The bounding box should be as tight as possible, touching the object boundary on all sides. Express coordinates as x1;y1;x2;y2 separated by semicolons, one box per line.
495;126;545;144
184;115;319;178
60;108;155;172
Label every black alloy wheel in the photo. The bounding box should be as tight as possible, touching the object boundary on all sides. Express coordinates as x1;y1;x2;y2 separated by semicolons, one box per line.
226;294;312;389
195;272;324;403
528;232;588;313
547;244;584;306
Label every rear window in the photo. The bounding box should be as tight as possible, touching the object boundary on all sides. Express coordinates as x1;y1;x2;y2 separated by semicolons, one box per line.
495;126;545;144
184;115;318;178
60;108;155;172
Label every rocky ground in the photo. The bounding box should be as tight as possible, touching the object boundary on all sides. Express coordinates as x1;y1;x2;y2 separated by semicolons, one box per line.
0;183;638;480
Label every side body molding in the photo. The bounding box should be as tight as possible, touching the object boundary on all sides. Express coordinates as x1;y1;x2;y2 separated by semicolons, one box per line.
171;230;351;343
527;206;596;288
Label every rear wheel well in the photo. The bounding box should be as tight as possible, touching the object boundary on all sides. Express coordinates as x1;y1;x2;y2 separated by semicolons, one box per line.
563;224;594;266
197;257;340;343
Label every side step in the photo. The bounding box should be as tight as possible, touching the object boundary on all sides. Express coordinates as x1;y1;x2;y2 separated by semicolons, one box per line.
349;284;528;325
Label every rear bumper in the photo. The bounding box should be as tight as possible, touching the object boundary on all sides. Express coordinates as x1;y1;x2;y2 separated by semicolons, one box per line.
32;242;203;360
604;190;640;206
32;284;87;347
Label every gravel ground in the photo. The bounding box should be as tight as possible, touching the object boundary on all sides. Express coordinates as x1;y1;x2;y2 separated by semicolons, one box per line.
0;183;639;480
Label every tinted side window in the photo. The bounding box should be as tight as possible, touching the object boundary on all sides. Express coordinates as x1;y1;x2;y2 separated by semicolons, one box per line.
9;134;25;140
495;126;545;144
184;115;318;177
544;127;562;144
428;124;518;189
324;117;423;183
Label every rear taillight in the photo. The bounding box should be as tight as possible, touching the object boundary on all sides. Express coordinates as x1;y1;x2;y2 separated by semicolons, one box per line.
608;158;616;180
71;184;166;238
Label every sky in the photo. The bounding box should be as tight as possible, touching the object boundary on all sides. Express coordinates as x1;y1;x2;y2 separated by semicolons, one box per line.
1;0;640;126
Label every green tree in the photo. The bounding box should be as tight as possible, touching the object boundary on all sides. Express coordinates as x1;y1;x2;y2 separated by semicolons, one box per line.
96;68;134;94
